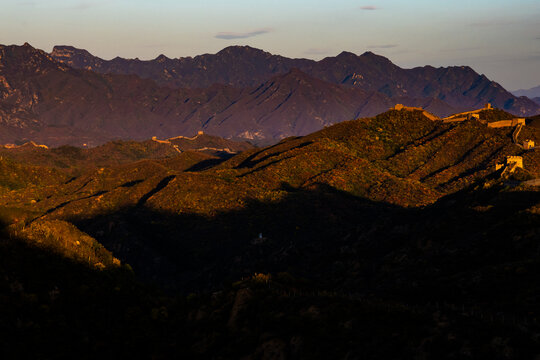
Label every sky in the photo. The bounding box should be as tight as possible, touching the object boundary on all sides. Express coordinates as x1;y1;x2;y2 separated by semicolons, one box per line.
1;0;540;90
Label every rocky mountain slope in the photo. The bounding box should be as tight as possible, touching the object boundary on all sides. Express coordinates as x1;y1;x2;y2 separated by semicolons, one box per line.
52;44;540;117
51;45;314;89
3;43;538;148
1;43;460;146
2;108;538;288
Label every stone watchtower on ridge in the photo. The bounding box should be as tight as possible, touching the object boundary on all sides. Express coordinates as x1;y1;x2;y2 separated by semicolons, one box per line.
496;156;524;173
523;139;535;150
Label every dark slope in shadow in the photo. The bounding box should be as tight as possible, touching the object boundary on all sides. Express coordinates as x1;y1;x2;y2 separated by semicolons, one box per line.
68;179;540;320
3;182;540;358
137;175;176;206
75;182;402;293
0;219;179;359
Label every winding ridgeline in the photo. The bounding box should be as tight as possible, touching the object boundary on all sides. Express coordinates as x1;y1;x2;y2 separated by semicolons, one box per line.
1;107;540;358
0;43;538;147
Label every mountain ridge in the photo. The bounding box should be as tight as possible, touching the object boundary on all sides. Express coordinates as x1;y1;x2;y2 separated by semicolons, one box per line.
2;43;539;148
0;43;459;146
51;44;540;116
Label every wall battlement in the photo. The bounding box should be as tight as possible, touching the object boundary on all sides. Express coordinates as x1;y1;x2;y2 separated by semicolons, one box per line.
496;155;524;173
391;104;439;121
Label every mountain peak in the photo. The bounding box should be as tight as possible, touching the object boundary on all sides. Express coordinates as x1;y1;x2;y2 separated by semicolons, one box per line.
0;42;60;68
333;51;394;67
155;54;170;62
217;45;269;56
51;45;94;60
336;51;358;59
52;45;77;51
359;51;393;63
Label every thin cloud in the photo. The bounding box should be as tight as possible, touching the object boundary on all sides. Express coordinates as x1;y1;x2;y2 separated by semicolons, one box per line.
141;43;173;49
66;1;114;10
359;6;377;10
470;19;518;27
440;46;482;52
19;1;109;10
215;28;272;40
368;44;398;49
387;49;413;55
68;2;100;10
304;48;332;55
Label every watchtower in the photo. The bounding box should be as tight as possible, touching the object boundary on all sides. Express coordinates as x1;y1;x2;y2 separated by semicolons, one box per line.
523;139;535;150
506;156;523;169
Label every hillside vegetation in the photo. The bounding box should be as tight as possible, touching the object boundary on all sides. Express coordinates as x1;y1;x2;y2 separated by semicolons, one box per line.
2;109;540;358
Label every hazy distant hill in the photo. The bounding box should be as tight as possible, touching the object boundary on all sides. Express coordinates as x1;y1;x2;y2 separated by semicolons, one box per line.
513;85;540;99
52;45;540;117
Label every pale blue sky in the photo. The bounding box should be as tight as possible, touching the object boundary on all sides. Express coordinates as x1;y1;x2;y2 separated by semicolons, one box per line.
1;0;540;90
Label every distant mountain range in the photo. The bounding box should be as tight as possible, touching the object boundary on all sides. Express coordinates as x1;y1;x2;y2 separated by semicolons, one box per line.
512;85;540;106
513;85;540;99
51;44;539;115
0;42;538;147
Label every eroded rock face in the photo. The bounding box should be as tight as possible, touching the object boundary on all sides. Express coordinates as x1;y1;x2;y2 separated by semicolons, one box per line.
51;45;104;71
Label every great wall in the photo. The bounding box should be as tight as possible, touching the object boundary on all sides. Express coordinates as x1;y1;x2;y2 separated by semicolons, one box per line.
1;141;49;149
392;103;536;150
392;103;529;130
151;131;240;155
392;104;439;121
392;103;538;182
151;130;205;145
151;131;207;153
